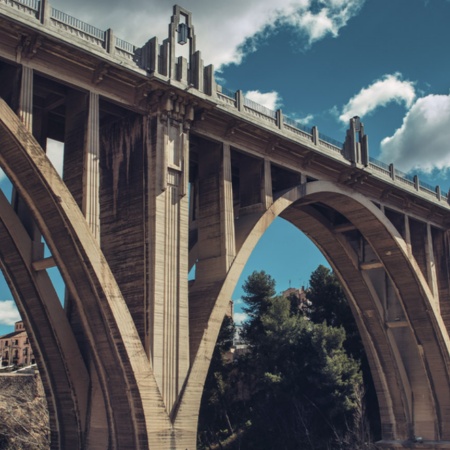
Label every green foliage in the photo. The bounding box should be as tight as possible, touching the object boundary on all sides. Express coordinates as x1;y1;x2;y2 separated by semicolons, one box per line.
307;265;362;360
198;269;379;450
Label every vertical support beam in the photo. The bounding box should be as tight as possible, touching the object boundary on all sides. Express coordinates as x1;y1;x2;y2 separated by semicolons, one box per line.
83;92;100;240
15;65;43;259
263;158;273;210
221;143;236;271
148;100;190;414
188;137;237;408
404;215;412;257
426;223;439;306
19;65;33;132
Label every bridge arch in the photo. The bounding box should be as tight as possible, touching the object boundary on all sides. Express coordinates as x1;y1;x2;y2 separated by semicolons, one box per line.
182;180;450;447
0;99;172;449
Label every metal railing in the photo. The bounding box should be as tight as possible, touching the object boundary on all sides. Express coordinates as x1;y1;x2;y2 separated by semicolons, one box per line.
115;37;135;54
319;132;343;149
283;116;312;135
369;156;390;171
51;8;105;40
219;86;236;99
243;97;277;119
14;0;38;10
394;167;415;183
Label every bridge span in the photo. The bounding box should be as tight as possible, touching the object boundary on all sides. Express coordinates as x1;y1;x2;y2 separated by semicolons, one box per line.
1;2;450;449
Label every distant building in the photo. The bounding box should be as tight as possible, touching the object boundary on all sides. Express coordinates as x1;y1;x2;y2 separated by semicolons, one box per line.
281;286;311;315
0;321;34;367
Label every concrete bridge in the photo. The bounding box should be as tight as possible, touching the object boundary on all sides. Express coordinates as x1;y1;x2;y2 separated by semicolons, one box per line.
0;2;450;448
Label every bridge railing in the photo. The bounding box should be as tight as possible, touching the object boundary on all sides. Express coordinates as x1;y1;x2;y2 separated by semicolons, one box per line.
14;0;38;10
2;0;448;205
51;8;105;40
3;0;136;61
216;88;447;205
368;156;445;201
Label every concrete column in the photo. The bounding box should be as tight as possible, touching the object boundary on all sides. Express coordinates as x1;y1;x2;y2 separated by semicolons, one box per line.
19;65;33;132
426;223;439;306
148;114;189;414
404;215;412;257
263;158;273;210
15;65;43;258
221;143;236;271
83;92;100;240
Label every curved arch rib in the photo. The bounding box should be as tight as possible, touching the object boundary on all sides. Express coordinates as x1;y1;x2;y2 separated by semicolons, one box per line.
0;98;170;449
181;181;450;446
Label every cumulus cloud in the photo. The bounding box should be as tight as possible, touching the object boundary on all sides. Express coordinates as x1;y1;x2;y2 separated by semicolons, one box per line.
0;300;20;326
380;94;450;173
51;0;366;69
339;73;416;123
293;114;314;125
233;312;249;325
245;90;282;110
282;0;364;45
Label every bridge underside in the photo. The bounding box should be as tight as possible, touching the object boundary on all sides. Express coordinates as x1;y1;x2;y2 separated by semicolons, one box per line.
0;8;450;448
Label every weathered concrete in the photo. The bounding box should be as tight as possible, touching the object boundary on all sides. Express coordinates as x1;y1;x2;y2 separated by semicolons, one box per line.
1;2;450;449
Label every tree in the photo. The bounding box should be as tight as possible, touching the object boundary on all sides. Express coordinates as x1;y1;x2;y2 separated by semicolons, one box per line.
238;271;364;450
241;270;276;347
198;269;380;449
306;264;381;440
198;315;239;449
307;265;361;360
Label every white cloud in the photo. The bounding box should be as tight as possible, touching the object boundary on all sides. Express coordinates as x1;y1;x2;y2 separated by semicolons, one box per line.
294;114;314;125
51;0;366;69
233;312;249;325
281;0;365;46
380;94;450;173
0;300;20;326
245;90;282;110
339;73;416;123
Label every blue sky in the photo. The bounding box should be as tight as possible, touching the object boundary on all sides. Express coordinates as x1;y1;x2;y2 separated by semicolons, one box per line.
2;0;450;332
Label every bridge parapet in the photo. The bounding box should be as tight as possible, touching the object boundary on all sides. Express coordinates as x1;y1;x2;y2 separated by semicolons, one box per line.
1;0;449;210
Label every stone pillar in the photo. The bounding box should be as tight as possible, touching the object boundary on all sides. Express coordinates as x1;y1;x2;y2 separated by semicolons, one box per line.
263;158;273;210
147;94;192;414
19;65;33;132
83;92;100;240
404;215;412;257
221;144;236;271
426;223;439;306
15;65;43;258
